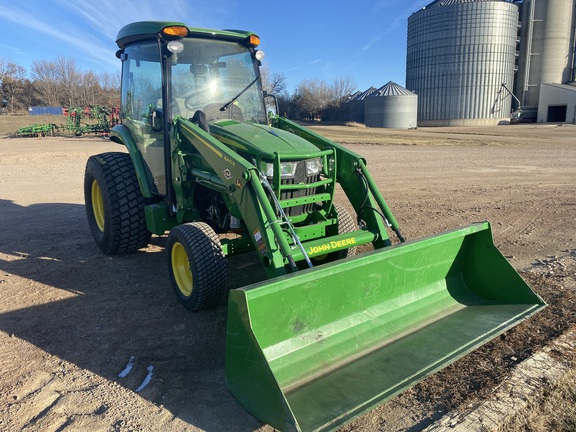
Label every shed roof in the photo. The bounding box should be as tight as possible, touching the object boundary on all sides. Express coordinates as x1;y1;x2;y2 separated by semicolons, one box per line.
541;83;576;93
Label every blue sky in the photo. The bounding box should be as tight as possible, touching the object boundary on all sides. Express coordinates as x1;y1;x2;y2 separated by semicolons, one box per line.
0;0;431;93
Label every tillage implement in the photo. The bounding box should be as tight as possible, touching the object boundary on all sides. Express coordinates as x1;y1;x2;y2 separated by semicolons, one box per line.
84;21;546;432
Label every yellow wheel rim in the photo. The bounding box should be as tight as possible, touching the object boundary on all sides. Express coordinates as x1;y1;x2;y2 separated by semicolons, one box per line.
171;241;193;297
91;179;105;232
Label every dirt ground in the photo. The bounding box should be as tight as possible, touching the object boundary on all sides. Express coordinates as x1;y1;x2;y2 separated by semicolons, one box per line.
0;123;575;431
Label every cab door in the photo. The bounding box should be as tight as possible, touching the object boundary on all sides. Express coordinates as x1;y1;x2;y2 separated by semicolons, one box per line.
120;42;167;195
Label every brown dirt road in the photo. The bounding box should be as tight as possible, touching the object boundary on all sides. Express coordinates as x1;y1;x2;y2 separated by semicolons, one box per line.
0;124;575;431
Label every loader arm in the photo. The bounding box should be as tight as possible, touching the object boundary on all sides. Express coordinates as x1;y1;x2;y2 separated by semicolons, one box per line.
271;116;404;246
174;117;293;276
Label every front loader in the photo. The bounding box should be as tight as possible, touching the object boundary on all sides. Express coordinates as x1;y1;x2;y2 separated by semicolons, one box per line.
84;21;545;432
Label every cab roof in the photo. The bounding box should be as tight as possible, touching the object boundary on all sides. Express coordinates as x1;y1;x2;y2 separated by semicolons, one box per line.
116;21;257;48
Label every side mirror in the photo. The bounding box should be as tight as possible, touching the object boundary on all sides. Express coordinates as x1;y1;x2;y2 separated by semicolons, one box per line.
263;91;279;117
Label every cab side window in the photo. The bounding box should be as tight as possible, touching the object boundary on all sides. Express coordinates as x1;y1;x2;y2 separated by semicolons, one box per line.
121;43;166;195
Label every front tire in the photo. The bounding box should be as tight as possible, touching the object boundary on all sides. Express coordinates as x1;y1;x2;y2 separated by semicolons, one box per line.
84;152;151;255
313;202;358;263
167;223;228;311
332;203;358;259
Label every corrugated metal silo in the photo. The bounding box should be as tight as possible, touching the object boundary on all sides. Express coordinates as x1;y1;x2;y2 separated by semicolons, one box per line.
516;0;575;109
365;82;418;128
406;0;520;126
346;87;377;123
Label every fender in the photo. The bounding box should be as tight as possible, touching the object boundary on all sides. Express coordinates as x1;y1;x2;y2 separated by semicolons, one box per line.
110;124;154;198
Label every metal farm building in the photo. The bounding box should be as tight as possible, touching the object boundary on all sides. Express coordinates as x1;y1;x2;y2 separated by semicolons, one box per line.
364;82;418;128
406;0;520;126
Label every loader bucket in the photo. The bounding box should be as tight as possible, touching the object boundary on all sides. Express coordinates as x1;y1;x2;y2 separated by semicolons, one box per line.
225;222;545;432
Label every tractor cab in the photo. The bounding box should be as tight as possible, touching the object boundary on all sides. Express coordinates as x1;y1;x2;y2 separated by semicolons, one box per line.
115;22;267;196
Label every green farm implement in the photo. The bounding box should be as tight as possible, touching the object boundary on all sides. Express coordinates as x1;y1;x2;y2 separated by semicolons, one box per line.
16;123;59;137
15;107;115;138
84;22;545;432
65;106;111;136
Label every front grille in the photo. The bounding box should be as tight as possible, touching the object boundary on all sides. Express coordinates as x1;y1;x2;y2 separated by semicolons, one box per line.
278;161;319;217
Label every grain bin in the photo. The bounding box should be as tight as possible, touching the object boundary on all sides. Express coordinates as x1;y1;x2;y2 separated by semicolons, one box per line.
365;82;418;128
346;87;378;123
406;0;520;126
516;0;575;110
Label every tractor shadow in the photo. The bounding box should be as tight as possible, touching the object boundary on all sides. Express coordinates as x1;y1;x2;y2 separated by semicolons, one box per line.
0;198;267;431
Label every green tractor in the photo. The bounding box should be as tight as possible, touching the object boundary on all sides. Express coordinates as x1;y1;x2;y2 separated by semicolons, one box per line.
84;21;545;432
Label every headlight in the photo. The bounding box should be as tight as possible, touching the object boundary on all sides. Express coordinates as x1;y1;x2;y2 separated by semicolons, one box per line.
265;162;298;178
306;157;323;176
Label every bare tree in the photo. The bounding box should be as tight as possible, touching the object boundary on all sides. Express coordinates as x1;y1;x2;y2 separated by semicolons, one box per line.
330;76;357;101
32;57;85;106
77;70;101;107
259;64;287;114
99;71;120;92
260;63;287;95
325;76;357;122
294;78;332;120
31;57;120;108
1;68;27;113
55;57;82;106
99;71;121;107
0;57;20;82
0;58;27;113
31;59;63;106
276;91;297;118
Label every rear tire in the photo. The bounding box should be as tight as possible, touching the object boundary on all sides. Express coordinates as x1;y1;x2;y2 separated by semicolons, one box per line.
84;152;151;255
167;223;228;311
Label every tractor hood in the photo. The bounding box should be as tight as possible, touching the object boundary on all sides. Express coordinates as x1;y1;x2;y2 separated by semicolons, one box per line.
209;120;320;161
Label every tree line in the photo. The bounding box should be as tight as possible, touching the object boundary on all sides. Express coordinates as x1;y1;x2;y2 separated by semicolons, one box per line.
1;55;356;122
0;56;120;114
261;64;357;122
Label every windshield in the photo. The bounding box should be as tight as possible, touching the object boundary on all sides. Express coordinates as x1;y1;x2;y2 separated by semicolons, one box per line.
169;38;267;124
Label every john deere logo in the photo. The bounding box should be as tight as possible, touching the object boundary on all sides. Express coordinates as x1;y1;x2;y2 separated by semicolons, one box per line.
308;238;356;255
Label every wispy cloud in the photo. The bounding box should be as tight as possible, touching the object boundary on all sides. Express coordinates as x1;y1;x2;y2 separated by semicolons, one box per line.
0;3;118;70
0;44;23;56
278;65;302;74
0;0;237;72
362;33;386;52
374;0;430;13
57;0;235;38
363;0;431;52
54;0;199;41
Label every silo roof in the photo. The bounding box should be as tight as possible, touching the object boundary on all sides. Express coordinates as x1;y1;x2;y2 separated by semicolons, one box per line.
370;81;416;97
424;0;513;8
352;87;378;101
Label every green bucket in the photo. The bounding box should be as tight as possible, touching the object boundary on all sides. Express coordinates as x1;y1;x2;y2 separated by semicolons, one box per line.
225;222;545;432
